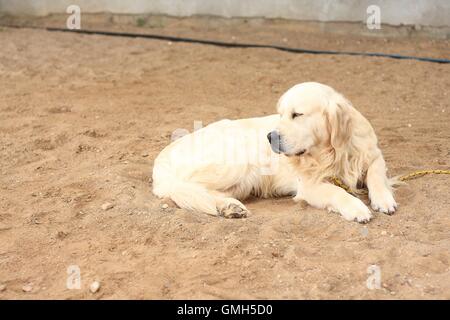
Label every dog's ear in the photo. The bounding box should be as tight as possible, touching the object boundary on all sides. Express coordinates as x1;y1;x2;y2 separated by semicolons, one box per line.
326;96;352;150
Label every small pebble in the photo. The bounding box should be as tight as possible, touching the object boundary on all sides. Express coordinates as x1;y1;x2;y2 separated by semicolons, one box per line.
161;203;169;209
407;123;412;128
22;284;33;292
0;284;6;292
381;230;387;235
141;152;149;157
101;202;114;211
90;281;100;293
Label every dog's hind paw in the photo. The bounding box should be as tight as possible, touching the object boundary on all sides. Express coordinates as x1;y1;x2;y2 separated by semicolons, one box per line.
219;203;249;219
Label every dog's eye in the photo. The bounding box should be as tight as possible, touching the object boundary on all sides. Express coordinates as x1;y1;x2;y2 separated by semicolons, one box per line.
292;112;304;119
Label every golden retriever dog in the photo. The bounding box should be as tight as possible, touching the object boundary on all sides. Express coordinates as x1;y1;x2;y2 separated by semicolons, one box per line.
152;82;397;223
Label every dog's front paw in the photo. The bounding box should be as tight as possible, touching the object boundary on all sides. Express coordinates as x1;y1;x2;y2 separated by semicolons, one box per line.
339;199;372;223
219;203;249;219
370;189;397;215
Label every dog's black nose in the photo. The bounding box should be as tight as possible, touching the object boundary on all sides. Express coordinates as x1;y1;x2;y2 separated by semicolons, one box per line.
268;131;282;154
267;131;279;143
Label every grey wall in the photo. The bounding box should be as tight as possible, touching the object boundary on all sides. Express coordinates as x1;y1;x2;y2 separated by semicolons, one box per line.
0;0;449;27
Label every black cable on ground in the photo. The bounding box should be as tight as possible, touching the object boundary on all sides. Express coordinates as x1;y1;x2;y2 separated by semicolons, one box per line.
6;25;450;64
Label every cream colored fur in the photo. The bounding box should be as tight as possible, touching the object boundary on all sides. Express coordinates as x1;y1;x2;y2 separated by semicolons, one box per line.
152;82;397;222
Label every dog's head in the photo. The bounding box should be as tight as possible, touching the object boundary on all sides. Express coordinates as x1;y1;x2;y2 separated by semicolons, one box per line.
268;82;353;156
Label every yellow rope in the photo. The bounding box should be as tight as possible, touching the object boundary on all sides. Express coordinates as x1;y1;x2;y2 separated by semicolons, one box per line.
331;169;450;195
398;169;450;182
330;177;367;195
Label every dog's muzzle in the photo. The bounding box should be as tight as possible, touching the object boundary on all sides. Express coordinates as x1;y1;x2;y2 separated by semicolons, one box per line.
267;131;306;156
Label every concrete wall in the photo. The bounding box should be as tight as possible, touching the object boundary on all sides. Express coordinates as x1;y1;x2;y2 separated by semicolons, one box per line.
0;0;449;27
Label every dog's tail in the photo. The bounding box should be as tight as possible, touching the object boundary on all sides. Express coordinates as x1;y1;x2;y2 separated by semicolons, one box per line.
152;163;219;216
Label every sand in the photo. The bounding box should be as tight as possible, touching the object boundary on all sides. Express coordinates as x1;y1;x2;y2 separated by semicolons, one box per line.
0;15;449;299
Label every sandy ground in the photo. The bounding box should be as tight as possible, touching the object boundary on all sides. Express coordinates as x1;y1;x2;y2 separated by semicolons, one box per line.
0;15;449;299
